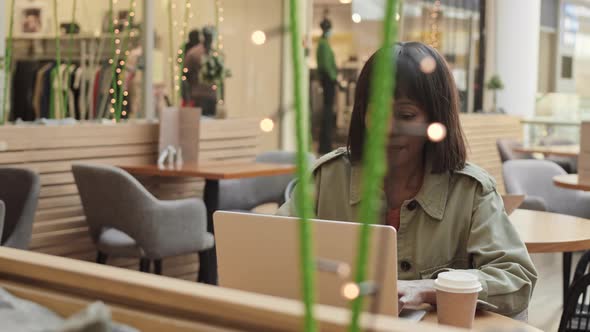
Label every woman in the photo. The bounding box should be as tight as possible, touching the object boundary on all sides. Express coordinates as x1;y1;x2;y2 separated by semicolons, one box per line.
278;42;537;317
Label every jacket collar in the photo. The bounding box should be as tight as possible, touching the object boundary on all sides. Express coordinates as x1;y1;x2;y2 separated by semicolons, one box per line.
349;160;450;221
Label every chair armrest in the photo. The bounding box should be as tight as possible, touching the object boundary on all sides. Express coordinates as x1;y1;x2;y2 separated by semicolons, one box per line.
520;195;548;212
139;198;214;258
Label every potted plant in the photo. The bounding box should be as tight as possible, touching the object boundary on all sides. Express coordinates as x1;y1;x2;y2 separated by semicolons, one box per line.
486;74;504;113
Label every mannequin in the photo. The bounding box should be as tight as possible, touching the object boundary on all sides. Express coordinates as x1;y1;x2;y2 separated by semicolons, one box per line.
317;13;338;154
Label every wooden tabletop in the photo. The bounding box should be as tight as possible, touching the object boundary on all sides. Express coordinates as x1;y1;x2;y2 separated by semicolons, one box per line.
554;174;590;191
118;161;296;180
510;209;590;253
424;310;542;331
513;145;579;157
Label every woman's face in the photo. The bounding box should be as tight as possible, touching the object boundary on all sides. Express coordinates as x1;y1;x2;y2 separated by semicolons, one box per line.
386;98;429;168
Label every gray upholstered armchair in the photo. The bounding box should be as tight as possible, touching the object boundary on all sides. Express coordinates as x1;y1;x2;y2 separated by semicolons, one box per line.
72;164;214;275
218;151;315;211
0;168;40;249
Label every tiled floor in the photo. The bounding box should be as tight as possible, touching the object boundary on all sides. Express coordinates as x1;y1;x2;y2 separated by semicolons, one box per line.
528;252;583;332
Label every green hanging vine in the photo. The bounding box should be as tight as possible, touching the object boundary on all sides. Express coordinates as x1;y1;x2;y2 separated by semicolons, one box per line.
167;0;177;106
288;0;316;331
349;0;399;331
114;0;137;120
1;0;15;124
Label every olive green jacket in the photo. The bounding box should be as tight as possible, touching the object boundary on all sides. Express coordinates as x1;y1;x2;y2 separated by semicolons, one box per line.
277;147;537;316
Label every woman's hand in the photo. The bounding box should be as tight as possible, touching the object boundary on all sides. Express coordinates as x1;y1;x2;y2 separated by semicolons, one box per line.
398;279;437;308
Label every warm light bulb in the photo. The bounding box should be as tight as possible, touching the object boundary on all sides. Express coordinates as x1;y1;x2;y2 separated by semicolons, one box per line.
427;123;447;142
342;283;360;300
340;0;352;3
123;91;129;97
251;30;267;45
109;88;115;94
352;13;362;23
260;118;274;132
122;111;127;116
420;56;436;74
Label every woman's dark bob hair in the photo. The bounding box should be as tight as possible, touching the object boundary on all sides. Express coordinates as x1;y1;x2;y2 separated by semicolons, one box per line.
347;42;467;174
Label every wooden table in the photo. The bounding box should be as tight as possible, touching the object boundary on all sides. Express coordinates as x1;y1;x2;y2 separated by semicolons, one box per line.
119;161;296;285
510;208;590;303
554;174;590;191
510;209;590;253
513;145;579;157
424;310;542;331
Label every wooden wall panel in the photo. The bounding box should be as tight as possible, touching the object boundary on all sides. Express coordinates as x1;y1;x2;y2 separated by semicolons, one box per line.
0;119;261;280
460;114;523;194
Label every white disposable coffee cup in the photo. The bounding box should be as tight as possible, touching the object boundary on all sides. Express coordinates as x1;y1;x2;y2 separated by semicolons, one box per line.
434;271;482;328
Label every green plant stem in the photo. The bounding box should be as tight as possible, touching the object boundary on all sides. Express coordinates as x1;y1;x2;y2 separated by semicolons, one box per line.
289;0;316;331
349;0;398;331
108;0;119;119
66;0;78;74
177;0;191;103
114;0;137;120
168;0;177;106
2;0;16;124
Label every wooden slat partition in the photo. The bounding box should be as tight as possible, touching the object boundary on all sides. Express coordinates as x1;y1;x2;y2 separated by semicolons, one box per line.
460;114;523;194
0;119;261;279
0;247;464;332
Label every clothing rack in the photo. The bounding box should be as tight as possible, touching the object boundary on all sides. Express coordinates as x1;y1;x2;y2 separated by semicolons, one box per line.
7;32;141;122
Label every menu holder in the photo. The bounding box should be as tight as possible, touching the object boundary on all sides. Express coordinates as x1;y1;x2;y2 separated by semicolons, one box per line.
159;107;201;164
580;122;590;185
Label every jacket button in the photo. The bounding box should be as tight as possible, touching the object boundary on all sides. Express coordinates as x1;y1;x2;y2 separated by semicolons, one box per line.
400;260;412;272
407;200;418;211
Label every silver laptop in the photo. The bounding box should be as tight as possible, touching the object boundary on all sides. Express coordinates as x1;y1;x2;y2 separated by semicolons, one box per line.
214;211;398;316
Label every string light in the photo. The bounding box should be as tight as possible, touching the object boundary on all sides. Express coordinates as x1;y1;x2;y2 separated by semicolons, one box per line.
428;0;441;48
123;91;129;97
122;111;127;116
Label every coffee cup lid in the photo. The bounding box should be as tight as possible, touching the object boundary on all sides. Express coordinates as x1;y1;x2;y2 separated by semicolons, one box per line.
434;271;483;294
